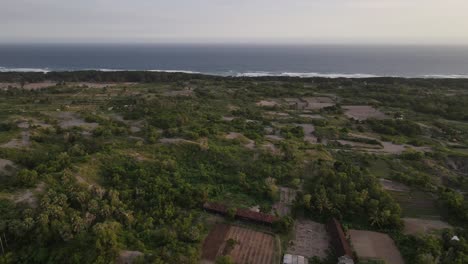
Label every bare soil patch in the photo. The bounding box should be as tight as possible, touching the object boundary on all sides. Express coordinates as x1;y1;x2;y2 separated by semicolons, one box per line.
256;100;279;107
54;112;99;130
222;116;235;121
0;159;16;176
265;135;285;141
224;132;255;149
117;250;143;264
284;98;308;109
296;124;317;143
1;131;30;149
349;229;404;264
0;82;56;90
343;105;387;121
302;97;335;110
380;179;410;192
299;114;324;119
265;111;290;118
159;138;198;145
336;140;380;149
344;133;430;155
403;218;451;235
14;182;46;208
202;224;278;264
287;219;330;259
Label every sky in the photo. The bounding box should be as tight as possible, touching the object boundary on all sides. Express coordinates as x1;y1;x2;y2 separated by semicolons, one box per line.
1;0;468;45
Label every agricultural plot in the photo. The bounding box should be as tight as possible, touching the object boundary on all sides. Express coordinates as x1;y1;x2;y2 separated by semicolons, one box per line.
302;97;335;110
349;229;404;264
379;179;410;192
201;224;279;264
343;105;388;121
286;220;330;259
389;190;441;219
403;218;452;235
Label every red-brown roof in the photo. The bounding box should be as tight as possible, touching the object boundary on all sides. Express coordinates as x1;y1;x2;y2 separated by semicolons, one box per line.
203;202;228;214
236;208;278;224
326;218;353;259
203;202;278;225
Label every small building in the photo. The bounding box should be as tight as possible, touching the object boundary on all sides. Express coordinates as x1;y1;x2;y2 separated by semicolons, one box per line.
283;254;306;264
326;218;354;264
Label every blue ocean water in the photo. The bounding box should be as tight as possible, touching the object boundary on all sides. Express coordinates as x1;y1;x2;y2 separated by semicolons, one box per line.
1;44;468;78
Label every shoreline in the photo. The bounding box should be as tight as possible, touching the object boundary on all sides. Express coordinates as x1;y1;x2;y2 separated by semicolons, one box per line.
1;68;468;79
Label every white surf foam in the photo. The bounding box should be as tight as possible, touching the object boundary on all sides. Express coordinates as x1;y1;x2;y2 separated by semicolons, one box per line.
0;67;50;73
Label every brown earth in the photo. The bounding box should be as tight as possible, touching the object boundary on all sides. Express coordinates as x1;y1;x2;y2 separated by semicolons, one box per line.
287;220;330;259
201;224;278;264
379;179;410;192
343;105;388;121
403;218;451;235
349;229;404;264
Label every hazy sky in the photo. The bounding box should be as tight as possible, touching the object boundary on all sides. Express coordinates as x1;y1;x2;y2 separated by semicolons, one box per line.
1;0;468;44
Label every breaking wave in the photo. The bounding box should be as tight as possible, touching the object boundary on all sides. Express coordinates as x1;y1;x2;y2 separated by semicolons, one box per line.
1;66;467;79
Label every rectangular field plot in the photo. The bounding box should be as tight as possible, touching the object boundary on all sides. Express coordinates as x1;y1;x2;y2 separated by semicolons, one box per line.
389;190;441;219
202;224;279;264
349;230;404;264
286;220;330;259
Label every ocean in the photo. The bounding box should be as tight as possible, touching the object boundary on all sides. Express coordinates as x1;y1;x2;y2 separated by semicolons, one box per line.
1;44;468;78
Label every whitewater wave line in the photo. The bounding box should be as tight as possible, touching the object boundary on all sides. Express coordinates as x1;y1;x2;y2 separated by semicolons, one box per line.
1;67;467;79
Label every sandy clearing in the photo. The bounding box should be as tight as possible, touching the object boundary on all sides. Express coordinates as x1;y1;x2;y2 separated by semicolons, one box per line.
380;179;410;192
345;133;431;154
0;81;57;90
14;182;46;208
256;100;279;107
265;135;285;141
222;116;235;121
287;219;330;259
403;218;451;235
224;132;255;149
302;97;335;110
117;250;143;264
53;112;99;129
0;159;16;176
349;229;404;264
1;131;30;149
284;98;308;109
299;114;324;119
296;123;317;143
159;138;199;145
343;105;388;121
111;114;144;133
265;111;290;117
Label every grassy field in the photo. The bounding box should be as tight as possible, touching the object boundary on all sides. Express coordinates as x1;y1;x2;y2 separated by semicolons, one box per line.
389;190;441;219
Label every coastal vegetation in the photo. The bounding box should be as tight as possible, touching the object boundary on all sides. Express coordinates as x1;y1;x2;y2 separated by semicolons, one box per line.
1;72;468;263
